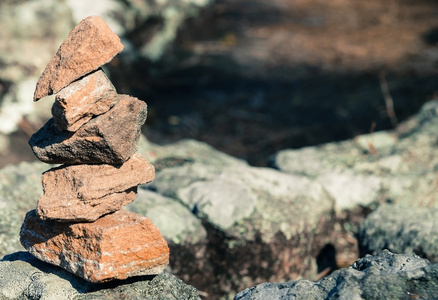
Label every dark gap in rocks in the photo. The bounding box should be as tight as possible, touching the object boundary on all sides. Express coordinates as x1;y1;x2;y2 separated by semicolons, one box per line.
316;244;337;275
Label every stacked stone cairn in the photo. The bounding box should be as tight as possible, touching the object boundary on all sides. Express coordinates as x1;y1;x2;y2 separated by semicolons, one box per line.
19;16;170;283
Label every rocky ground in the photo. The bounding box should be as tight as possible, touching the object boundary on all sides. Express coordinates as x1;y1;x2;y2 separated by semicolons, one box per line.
2;0;438;299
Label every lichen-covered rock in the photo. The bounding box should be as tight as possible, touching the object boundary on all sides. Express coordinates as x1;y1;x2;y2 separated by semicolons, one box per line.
358;204;438;262
29;95;147;164
0;251;200;300
138;136;248;169
0;162;47;257
235;250;438;300
148;162;335;295
52;68;119;132
20;209;169;283
126;188;206;245
33;15;123;101
37;153;155;222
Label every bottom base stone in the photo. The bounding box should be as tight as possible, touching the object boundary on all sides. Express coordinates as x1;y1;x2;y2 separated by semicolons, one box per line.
19;209;169;283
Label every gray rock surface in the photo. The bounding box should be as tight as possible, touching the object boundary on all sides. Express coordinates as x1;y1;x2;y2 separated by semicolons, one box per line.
146;150;335;296
126;188;207;245
273;100;438;212
0;251;200;300
358;204;438;262
235;250;438;300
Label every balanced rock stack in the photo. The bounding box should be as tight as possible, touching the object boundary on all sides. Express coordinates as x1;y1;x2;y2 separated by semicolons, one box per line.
19;16;169;283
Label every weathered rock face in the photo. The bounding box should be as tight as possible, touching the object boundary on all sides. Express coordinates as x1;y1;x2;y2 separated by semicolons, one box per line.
52;68;119;132
358;204;438;263
0;251;200;300
20;209;169;283
235;250;438;300
29;95;147;164
37;153;155;222
33;15;123;101
147;161;335;296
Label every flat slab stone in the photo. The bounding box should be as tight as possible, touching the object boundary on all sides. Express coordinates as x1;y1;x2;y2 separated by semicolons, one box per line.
33;15;123;101
29;95;147;164
52;69;119;132
37;153;155;222
20;209;170;283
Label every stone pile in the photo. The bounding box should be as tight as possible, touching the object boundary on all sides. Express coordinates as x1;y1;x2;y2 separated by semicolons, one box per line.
19;16;169;283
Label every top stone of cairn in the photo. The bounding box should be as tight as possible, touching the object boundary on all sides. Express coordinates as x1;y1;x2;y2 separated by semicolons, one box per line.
33;16;123;101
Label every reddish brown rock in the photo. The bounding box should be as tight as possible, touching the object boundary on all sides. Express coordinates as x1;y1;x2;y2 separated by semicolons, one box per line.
20;209;170;282
37;153;155;222
29;95;147;164
52;69;119;132
33;16;123;101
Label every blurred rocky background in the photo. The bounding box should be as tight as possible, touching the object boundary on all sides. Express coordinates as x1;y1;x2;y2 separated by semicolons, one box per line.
2;0;438;167
2;0;438;299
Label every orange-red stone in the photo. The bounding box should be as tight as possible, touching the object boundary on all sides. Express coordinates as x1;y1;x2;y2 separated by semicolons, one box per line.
29;95;147;164
20;209;170;283
52;69;119;132
33;16;123;101
37;153;155;222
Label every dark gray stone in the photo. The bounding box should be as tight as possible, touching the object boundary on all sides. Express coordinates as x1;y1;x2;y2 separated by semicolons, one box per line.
29;95;147;164
0;251;200;300
358;204;438;262
235;250;438;300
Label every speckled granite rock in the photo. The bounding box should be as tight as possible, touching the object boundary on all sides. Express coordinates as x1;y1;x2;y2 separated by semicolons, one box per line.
0;251;200;300
272;100;438;212
29;95;147;164
235;250;438;300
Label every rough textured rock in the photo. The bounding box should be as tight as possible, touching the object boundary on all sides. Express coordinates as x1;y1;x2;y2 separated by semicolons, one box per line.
148;162;335;296
29;95;147;164
235;250;438;300
52;68;119;132
33;15;123;101
0;251;200;300
37;153;155;222
20;209;169;283
272;101;438;212
126;188;206;245
358;204;438;262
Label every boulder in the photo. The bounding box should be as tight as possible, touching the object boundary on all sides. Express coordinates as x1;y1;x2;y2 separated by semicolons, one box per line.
33;15;123;101
0;251;200;300
358;204;438;262
272;100;438;213
20;209;169;283
235;250;438;300
148;162;335;296
29;95;147;164
37;153;155;222
126;188;207;246
52;68;119;132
